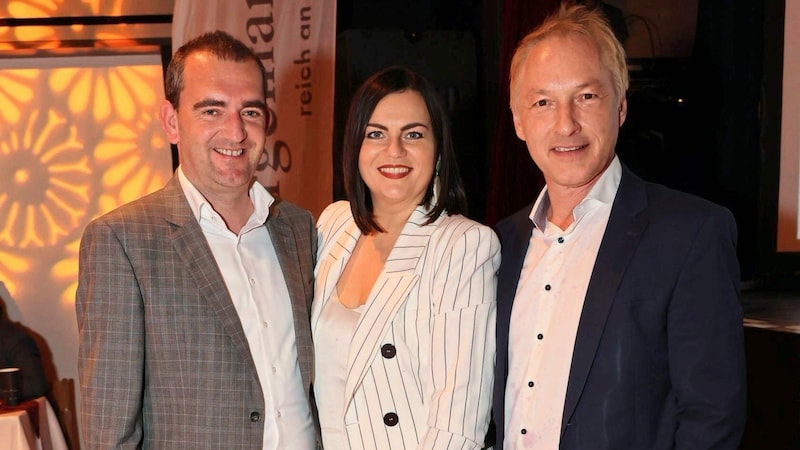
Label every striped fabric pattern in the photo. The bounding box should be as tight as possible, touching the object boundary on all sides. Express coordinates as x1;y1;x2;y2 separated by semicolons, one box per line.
312;201;500;450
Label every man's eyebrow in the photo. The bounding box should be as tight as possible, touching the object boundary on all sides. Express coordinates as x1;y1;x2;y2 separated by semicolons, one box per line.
193;99;226;110
526;80;603;97
242;100;268;112
192;99;267;112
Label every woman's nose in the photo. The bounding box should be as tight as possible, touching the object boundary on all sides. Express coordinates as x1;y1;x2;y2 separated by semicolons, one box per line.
386;136;406;157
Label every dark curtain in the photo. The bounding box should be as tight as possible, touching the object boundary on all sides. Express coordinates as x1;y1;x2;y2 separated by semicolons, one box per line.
692;0;763;281
485;0;561;225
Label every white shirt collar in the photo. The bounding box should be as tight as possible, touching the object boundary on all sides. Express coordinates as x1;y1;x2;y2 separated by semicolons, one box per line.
529;155;622;230
176;165;274;225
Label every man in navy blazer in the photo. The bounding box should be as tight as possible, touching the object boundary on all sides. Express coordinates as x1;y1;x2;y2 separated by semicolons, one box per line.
492;3;746;449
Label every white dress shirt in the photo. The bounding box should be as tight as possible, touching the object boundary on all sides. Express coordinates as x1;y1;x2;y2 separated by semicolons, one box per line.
178;167;315;450
314;290;363;449
504;157;621;449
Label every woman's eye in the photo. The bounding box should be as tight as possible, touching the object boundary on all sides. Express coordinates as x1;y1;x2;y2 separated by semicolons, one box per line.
406;131;423;139
366;130;383;139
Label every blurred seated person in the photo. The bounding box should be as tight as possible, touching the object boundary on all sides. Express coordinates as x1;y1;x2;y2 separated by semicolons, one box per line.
0;298;48;401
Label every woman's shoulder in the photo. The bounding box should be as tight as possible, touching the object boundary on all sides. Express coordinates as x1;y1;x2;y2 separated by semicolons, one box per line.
432;213;499;243
317;201;356;246
318;201;353;227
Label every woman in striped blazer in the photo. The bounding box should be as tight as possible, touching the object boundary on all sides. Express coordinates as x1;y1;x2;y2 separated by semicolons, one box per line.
311;66;499;450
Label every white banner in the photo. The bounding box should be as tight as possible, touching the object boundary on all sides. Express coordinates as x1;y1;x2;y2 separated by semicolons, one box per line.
172;0;335;217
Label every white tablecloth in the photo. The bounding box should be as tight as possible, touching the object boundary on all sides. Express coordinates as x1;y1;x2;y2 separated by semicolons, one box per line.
0;397;68;450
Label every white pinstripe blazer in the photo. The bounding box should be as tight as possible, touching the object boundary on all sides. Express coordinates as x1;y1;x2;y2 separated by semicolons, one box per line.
311;201;499;450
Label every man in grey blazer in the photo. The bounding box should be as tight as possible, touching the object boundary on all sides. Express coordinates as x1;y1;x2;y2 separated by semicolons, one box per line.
76;31;319;449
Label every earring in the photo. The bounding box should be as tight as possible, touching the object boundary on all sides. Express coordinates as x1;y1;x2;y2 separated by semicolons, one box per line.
433;158;442;201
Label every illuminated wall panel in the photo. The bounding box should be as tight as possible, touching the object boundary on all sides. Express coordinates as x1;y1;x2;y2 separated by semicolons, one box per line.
0;53;172;439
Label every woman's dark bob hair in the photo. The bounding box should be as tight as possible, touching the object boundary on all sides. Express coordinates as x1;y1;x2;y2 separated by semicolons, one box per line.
343;66;468;234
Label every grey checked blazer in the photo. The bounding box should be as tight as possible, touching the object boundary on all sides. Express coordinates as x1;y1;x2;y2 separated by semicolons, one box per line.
312;201;499;449
76;176;318;449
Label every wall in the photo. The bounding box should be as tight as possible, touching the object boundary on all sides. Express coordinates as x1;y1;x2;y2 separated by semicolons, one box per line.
604;0;699;58
0;1;175;448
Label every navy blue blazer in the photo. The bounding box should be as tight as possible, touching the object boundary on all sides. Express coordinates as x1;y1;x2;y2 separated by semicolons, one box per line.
492;165;746;449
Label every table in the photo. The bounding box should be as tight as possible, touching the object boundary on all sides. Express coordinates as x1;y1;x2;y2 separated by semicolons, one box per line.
0;397;68;450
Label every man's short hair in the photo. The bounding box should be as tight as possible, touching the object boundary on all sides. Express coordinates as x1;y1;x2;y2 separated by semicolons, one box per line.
509;2;629;111
164;30;268;110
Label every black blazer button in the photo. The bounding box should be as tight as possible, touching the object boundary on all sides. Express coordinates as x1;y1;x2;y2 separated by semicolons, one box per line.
250;411;261;422
383;412;399;426
381;343;396;359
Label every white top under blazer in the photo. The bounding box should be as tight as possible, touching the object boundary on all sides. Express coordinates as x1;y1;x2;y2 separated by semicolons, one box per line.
311;201;500;450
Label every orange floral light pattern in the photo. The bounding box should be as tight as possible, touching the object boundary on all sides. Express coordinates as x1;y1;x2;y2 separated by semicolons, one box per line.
49;63;158;121
0;61;170;306
0;248;30;298
0;69;36;125
0;108;89;249
51;237;80;305
6;0;62;42
95;111;171;212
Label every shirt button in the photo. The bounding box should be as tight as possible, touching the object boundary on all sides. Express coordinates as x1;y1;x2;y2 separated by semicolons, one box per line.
528;381;534;387
521;428;527;435
383;412;399;427
250;278;256;285
263;321;269;328
537;333;544;340
250;411;261;422
557;237;564;243
381;343;397;359
544;284;551;291
272;366;277;374
276;411;282;418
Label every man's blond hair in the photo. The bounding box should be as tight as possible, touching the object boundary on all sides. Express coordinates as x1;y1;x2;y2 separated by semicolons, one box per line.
509;2;629;110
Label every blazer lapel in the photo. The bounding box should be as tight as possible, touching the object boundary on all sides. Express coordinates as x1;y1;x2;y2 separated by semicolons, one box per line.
267;206;315;390
496;206;535;337
312;219;361;330
492;206;535;448
561;167;649;434
163;179;257;378
342;207;436;409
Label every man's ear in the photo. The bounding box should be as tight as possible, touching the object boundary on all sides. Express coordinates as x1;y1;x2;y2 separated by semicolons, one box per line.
618;97;628;127
159;100;180;144
511;107;526;141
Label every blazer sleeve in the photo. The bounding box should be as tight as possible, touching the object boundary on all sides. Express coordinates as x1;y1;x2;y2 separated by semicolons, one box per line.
420;221;501;450
669;208;746;448
76;219;145;449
